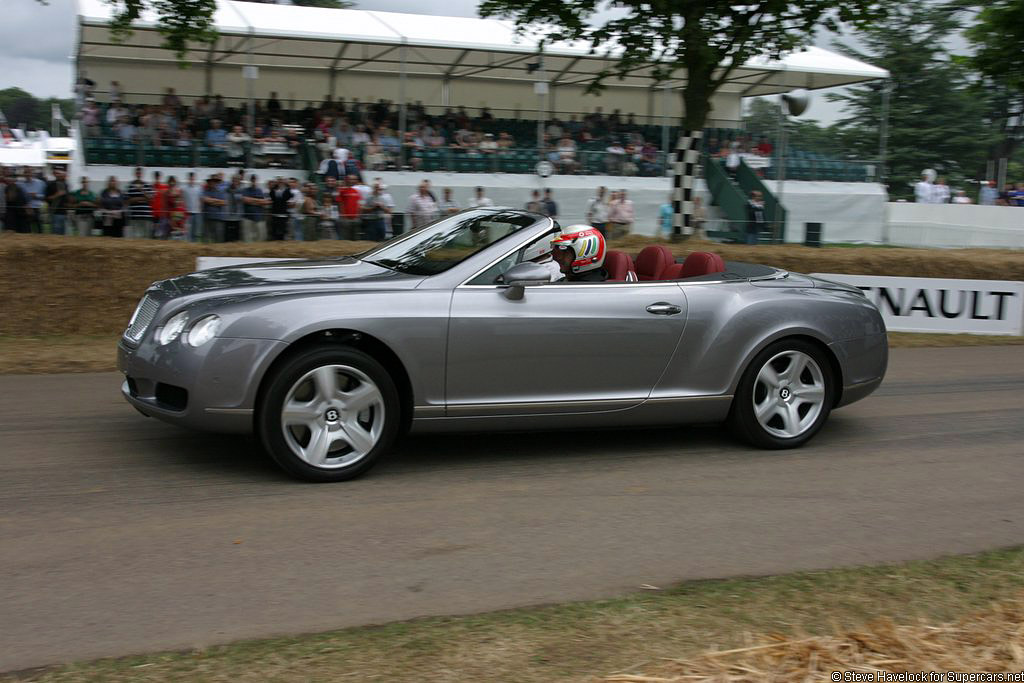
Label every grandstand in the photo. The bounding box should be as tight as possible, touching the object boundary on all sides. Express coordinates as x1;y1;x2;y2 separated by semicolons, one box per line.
70;0;891;242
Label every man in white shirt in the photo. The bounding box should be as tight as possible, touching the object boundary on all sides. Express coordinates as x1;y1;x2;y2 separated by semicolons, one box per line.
914;171;934;203
181;171;204;242
406;183;439;229
352;175;371;203
438;188;459;216
468;186;494;208
932;177;950;204
106;100;128;126
607;189;635;238
585;186;610;237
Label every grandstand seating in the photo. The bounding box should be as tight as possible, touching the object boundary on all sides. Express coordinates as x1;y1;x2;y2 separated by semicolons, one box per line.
80;100;872;182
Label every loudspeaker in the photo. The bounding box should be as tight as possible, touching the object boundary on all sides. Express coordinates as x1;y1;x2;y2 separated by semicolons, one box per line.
782;90;810;117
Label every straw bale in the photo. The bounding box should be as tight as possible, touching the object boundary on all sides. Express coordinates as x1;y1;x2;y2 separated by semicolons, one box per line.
1;233;1021;337
606;593;1024;682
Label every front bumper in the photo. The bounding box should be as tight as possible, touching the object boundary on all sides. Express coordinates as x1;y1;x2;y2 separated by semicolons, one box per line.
117;336;287;433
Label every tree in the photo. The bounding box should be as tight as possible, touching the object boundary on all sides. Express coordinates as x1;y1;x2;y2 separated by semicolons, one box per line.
0;87;74;132
960;0;1024;180
828;0;998;198
478;0;888;236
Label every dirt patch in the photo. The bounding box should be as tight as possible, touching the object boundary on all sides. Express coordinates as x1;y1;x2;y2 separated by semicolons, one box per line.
1;233;1022;337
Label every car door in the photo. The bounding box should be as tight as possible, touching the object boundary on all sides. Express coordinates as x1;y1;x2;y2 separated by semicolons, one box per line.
445;281;687;415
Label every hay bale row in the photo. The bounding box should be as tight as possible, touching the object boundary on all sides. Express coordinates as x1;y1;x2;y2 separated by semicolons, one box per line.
606;593;1024;682
1;233;1022;337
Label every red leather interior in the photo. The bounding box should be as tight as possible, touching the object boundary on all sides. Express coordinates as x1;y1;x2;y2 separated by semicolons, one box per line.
679;251;726;278
635;245;675;281
604;250;635;281
661;263;684;279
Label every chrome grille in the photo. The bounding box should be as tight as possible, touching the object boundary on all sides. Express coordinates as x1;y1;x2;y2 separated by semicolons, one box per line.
124;295;159;343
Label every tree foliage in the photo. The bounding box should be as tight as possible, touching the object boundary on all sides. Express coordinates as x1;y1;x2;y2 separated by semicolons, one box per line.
478;0;888;132
0;87;74;131
106;0;219;62
959;0;1024;172
826;0;997;197
963;0;1024;94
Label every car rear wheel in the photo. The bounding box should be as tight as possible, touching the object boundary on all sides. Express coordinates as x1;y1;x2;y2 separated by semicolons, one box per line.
729;339;835;449
257;345;400;481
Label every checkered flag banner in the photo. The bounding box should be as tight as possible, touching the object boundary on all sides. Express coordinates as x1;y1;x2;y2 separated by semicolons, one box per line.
672;130;702;236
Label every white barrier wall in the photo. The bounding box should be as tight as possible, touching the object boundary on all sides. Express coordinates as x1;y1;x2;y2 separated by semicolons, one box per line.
885;203;1024;249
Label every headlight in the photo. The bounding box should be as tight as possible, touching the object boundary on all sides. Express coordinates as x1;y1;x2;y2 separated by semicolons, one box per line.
186;315;221;347
157;311;189;345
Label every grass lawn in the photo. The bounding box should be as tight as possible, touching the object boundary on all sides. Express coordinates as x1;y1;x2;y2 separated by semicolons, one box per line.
0;332;1020;375
8;547;1024;682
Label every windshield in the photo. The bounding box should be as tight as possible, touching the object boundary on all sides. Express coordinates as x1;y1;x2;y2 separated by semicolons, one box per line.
361;209;542;276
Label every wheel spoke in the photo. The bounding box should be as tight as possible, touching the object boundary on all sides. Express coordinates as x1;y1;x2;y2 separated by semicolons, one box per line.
781;403;802;435
758;364;781;389
782;353;808;383
341;418;374;454
341;383;380;414
302;425;334;466
312;367;338;402
283;400;319;425
793;385;824;403
755;398;776;421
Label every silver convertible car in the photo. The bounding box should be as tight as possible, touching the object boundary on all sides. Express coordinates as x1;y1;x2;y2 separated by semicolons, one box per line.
118;208;887;481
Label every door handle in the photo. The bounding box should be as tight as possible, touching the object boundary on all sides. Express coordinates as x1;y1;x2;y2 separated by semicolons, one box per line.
646;302;682;315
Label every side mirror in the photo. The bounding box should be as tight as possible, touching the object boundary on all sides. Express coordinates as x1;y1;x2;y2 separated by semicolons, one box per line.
501;262;552;300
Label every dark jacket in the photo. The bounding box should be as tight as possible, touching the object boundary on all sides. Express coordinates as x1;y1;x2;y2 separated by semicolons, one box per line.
746;200;766;235
567;267;609;283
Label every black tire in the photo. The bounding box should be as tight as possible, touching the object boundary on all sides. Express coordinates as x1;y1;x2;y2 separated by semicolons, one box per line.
729;338;836;449
257;344;401;482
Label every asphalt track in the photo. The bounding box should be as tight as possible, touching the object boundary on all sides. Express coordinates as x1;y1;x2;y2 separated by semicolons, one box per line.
1;345;1023;672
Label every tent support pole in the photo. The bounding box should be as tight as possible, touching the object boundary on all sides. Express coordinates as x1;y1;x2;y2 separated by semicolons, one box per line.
246;29;254;168
398;39;408;170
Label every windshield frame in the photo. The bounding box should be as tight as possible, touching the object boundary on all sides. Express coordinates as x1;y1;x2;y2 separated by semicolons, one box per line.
358;209;546;277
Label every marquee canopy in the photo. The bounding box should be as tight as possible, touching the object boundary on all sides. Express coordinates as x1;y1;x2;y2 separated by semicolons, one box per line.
75;0;888;98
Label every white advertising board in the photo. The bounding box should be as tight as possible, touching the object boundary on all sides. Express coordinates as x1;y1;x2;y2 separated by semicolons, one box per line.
811;273;1024;336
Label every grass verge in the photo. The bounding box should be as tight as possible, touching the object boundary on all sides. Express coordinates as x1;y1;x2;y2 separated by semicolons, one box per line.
0;333;1020;375
7;547;1024;682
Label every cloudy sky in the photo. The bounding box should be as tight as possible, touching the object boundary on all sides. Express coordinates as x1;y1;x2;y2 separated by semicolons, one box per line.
1;0;890;124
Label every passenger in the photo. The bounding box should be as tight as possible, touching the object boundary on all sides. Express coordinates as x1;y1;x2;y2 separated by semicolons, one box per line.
550;225;608;282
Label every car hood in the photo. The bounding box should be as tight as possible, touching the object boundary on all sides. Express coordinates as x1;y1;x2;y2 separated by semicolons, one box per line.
156;256;421;297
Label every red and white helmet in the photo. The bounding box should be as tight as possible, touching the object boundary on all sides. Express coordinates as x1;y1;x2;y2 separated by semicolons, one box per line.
551;224;606;275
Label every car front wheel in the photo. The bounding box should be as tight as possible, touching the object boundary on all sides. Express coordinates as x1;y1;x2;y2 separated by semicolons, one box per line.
729;339;835;449
257;345;400;481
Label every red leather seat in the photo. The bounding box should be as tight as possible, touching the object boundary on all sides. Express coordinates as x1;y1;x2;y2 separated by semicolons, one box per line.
635;245;675;281
605;250;635;281
678;251;726;278
661;263;684;279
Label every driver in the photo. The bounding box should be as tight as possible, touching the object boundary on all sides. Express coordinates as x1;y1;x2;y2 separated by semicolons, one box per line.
550;225;608;282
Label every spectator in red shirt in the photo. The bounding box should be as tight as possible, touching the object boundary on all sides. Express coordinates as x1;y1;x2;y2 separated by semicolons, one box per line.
151;170;169;238
755;138;773;157
336;174;363;241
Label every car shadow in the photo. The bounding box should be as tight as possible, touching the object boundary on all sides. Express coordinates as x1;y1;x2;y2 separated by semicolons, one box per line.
125;411;871;483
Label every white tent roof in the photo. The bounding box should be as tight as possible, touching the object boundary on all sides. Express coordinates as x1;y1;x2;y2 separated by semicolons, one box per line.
76;0;888;95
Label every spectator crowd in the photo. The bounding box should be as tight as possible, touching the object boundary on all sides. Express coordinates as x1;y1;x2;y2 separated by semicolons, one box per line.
73;76;672;176
914;171;1024;206
2;164;693;242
